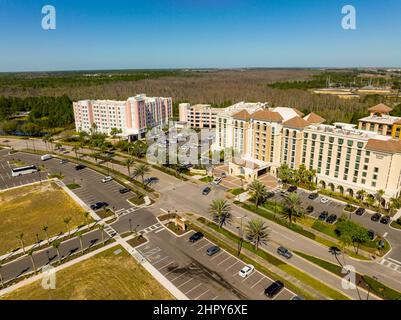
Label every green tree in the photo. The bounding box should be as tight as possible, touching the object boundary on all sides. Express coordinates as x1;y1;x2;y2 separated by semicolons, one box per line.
375;190;385;212
124;157;135;178
278;164;292;185
245;219;270;251
98;225;106;245
27;249;37;272
16;233;26;254
281;192;303;224
248;180;268;208
52;241;62;263
356;189;367;202
63;217;72;236
133;163;150;186
209;199;232;229
42;225;50;245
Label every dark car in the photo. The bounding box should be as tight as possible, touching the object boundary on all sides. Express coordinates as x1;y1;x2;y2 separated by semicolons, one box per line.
287;186;298;193
306;205;314;214
202;187;211;195
277;246;293;259
355;208;366;216
75;164;86;170
119;187;130;194
206;246;220;256
264;281;284;298
189;232;204;243
326;214;338;224
266;192;275;199
90;202;108;211
60;159;68;164
329;246;341;255
367;230;375;241
371;213;382;222
308;193;319;200
291;295;305;300
318;211;329;221
380;216;391;225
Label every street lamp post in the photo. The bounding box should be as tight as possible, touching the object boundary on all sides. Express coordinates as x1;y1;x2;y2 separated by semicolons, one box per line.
235;215;246;256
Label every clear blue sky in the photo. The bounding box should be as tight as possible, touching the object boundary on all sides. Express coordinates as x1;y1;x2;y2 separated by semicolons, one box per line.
0;0;400;71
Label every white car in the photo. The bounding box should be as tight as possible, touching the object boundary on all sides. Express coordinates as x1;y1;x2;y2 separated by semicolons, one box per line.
101;176;113;183
238;264;254;278
321;197;330;204
213;177;222;185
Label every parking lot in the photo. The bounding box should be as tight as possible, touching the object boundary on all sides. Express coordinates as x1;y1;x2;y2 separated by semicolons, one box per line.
0;151;136;214
137;229;296;300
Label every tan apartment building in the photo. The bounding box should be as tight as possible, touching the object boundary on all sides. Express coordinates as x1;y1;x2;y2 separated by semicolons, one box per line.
213;104;401;205
179;101;268;129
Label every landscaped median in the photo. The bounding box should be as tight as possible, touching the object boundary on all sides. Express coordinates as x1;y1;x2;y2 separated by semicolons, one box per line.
237;200;390;260
184;214;350;300
294;251;401;300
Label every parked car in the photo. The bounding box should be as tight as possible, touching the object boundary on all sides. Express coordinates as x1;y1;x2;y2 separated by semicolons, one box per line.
306;205;314;214
380;215;391;225
264;281;284;298
326;214;338;224
287;186;298;193
266;192;275;199
321;197;330;204
189;232;204;243
202;187;211;195
60;159;68;164
291;295;305;300
277;246;293;259
206;246;220;256
355;208;366;216
308;193;319;200
75;164;86;170
221;172;227;178
238;265;254;278
102;176;113;183
329;246;341;255
371;213;382;222
318;211;329;221
90;202;108;211
213;177;222;185
367;230;375;241
119;187;130;194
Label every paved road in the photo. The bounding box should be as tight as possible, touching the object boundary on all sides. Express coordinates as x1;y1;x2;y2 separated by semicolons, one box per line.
2;138;401;297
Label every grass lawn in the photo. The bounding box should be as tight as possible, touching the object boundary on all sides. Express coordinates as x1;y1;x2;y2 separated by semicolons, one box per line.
229;188;246;196
0;182;88;255
66;183;80;190
2;245;174;300
128;194;145;206
199;176;213;183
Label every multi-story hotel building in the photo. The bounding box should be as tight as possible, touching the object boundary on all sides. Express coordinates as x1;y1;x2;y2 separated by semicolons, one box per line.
73;94;172;140
179;102;267;129
214;103;401;205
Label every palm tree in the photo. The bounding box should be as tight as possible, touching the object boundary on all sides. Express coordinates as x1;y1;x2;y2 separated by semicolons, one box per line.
27;250;37;272
245;219;270;251
55;142;62;151
52;241;62;263
356;189;367;202
124;157;135;178
133;164;150;186
48;137;54;152
42;225;50;245
16;233;26;254
98;225;106;245
389;198;401;215
83;211;90;225
63;217;72;236
281;192;303;224
375;190;385;212
76;231;84;253
209;199;232;229
277;163;292;186
42;135;49;151
72;144;80;161
248;180;267;208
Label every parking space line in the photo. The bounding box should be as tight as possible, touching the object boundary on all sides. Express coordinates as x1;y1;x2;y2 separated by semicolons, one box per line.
197;242;211;251
241;272;257;283
178;278;193;288
158;261;175;271
195;289;210;300
251;276;265;288
210;251;224;261
225;260;240;271
152;256;169;265
164;266;180;276
184;283;202;295
171;271;188;282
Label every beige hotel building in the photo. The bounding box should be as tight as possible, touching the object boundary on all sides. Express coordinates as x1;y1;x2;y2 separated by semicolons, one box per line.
213;103;401;205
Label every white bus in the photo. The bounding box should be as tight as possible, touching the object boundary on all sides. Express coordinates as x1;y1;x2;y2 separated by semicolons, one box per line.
41;154;53;161
11;165;38;177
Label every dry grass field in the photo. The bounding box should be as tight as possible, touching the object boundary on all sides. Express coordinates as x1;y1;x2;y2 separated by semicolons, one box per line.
2;245;174;300
0;181;88;254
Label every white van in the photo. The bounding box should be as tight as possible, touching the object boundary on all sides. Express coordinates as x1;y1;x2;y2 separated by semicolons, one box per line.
41;154;53;161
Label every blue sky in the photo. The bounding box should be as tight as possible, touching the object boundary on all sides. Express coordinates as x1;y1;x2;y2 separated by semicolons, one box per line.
0;0;400;71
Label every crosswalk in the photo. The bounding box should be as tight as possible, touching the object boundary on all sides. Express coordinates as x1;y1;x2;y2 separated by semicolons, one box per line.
103;225;118;238
138;223;163;235
379;257;401;273
115;206;138;216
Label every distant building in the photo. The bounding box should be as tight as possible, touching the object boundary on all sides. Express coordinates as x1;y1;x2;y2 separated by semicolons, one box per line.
73;94;172;140
179;101;268;129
